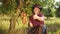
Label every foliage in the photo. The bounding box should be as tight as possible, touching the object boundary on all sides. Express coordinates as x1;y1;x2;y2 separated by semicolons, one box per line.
55;2;60;18
43;8;53;17
0;0;56;17
0;0;16;15
55;6;60;17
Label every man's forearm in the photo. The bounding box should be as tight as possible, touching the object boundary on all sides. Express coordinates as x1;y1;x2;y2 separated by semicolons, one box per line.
37;16;44;21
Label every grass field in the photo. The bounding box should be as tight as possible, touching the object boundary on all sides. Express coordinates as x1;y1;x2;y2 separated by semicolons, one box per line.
0;15;60;34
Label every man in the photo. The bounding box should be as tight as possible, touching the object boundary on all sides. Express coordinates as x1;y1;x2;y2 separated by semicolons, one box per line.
28;4;47;34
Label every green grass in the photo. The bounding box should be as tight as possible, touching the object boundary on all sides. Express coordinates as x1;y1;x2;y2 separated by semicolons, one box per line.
45;17;60;34
0;15;60;34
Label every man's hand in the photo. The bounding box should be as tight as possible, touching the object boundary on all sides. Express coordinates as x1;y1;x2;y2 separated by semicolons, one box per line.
33;15;39;19
33;15;44;21
29;21;33;27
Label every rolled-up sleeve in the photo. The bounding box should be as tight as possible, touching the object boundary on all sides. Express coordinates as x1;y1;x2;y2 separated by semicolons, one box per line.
40;16;44;21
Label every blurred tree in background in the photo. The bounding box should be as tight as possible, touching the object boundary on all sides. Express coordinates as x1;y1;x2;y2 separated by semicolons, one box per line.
0;0;16;15
55;1;60;18
0;0;56;16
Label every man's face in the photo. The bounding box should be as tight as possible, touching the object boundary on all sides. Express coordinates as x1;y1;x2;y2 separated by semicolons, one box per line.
33;7;40;15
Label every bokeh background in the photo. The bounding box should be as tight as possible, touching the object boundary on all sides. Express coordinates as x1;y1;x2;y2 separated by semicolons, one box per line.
0;0;60;34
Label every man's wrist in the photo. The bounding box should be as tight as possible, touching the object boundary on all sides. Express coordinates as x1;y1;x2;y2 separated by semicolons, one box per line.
37;16;39;19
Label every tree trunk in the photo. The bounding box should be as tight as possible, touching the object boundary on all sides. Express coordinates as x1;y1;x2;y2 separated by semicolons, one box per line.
8;8;20;34
8;0;23;34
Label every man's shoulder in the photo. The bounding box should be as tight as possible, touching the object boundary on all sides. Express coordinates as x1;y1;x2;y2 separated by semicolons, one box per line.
38;13;43;17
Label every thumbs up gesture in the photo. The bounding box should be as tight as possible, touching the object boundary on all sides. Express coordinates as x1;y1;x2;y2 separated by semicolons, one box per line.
33;14;39;19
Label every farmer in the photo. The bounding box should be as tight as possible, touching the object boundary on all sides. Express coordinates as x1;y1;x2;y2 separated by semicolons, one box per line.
28;4;47;34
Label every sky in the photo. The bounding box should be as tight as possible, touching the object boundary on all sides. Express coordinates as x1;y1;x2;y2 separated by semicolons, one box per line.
55;0;60;2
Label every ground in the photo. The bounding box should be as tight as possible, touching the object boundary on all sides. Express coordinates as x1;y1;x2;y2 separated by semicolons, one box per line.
0;15;60;34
